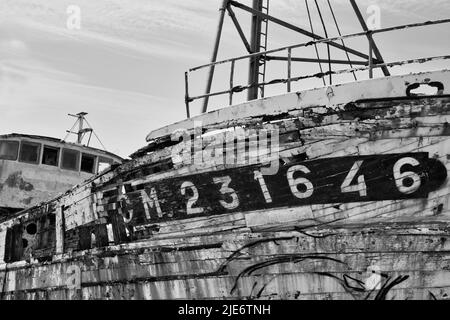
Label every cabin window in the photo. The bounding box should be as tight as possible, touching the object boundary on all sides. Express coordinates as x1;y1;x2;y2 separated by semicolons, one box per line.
0;140;19;160
19;141;41;164
42;145;60;167
98;157;113;173
61;148;80;171
81;153;96;174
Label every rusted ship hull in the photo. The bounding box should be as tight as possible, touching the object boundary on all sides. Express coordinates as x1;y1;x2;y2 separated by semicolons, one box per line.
1;70;450;300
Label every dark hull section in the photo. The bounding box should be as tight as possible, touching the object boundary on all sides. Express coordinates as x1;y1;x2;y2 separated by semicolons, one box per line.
0;207;22;221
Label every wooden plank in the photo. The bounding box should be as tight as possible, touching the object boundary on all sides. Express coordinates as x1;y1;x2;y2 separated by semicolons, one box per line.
4;254;450;298
55;206;65;254
146;70;450;141
109;211;128;245
0;229;6;264
95;224;109;248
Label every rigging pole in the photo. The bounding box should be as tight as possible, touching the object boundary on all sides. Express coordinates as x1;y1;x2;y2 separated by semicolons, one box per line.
64;112;106;150
258;0;270;98
247;0;263;101
349;0;390;76
66;112;92;145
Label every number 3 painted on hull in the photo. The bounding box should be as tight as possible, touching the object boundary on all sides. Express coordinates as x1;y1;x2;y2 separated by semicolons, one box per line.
213;176;239;210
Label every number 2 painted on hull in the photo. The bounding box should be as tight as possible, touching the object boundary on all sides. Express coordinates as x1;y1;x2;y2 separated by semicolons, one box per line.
181;181;204;215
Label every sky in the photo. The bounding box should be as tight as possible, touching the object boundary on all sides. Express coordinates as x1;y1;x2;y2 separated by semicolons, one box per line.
0;0;449;158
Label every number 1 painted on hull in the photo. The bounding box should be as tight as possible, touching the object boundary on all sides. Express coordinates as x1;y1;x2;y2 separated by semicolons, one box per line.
254;170;273;203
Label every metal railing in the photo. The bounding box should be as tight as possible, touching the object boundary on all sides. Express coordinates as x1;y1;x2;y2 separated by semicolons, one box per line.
184;18;450;118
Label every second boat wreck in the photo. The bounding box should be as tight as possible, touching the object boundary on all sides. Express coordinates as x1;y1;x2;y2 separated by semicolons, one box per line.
0;113;123;219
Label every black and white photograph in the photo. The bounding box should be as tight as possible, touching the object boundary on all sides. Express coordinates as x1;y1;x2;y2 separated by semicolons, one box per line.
0;0;449;309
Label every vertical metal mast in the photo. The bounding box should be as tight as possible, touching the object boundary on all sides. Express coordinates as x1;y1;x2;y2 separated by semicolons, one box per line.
258;0;270;98
64;112;107;150
77;113;85;144
247;0;263;101
66;112;93;146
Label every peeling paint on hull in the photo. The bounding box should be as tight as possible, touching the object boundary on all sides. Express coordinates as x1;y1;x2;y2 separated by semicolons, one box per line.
1;71;450;300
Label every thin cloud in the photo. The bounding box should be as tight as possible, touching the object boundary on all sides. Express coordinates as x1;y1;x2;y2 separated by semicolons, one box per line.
0;0;448;157
0;0;217;60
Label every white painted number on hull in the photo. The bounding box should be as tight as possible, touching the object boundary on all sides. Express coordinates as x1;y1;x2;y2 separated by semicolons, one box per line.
137;155;427;219
181;181;204;215
254;170;273;203
213;176;239;210
341;160;367;197
393;157;421;194
287;165;314;199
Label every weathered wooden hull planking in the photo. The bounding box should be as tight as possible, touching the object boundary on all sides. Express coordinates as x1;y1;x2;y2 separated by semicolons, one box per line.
1;70;450;300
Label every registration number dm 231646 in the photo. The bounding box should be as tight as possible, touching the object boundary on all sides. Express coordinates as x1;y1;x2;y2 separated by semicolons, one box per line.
115;153;447;223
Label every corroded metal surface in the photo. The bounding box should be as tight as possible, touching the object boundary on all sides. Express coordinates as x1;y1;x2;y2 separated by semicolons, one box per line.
1;71;450;300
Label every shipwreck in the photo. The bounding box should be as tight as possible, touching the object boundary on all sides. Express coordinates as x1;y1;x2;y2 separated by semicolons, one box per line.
0;0;449;300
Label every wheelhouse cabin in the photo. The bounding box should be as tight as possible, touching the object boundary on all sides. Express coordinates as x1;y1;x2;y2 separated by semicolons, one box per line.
0;134;123;217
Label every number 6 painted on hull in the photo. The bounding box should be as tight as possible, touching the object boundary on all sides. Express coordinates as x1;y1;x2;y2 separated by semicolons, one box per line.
393;157;421;194
287;165;314;199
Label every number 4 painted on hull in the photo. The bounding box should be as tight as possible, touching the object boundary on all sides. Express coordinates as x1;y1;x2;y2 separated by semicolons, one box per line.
341;160;367;197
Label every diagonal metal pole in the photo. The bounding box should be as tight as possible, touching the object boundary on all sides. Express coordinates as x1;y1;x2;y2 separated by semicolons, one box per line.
202;0;229;113
349;0;390;76
227;5;252;53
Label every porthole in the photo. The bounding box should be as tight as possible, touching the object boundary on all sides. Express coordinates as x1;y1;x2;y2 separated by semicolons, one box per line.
26;223;37;235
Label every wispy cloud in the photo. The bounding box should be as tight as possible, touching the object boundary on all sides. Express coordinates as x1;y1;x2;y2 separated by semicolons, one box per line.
0;0;220;59
0;0;448;157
